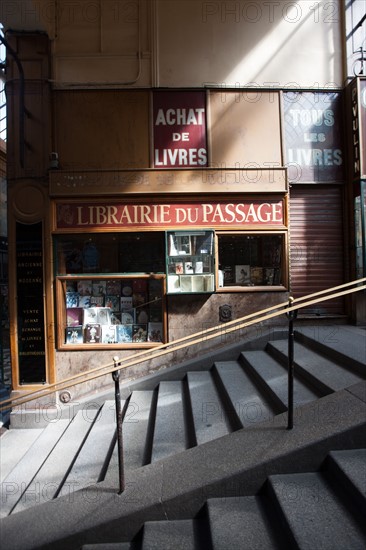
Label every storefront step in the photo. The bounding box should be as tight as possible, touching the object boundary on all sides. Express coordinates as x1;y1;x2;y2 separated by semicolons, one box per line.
240;350;323;410
267;340;365;393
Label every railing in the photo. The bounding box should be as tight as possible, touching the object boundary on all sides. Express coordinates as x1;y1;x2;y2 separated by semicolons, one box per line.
0;278;365;493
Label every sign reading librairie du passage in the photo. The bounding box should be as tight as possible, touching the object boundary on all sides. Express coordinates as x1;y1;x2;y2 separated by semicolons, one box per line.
153;91;207;168
56;200;284;230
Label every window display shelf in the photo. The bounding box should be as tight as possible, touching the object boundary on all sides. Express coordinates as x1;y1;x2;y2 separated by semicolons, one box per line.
56;274;166;349
166;230;215;294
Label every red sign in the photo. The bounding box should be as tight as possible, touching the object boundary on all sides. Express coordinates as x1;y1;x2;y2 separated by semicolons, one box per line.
153;91;207;168
56;200;284;230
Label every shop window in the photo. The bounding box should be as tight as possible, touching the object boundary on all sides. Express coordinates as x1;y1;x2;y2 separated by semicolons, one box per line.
54;232;166;348
217;233;286;289
166;230;215;294
55;232;165;275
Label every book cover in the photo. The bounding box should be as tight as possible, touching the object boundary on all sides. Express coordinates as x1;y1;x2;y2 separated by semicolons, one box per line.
116;324;133;343
77;280;93;296
92;281;106;297
78;295;91;308
264;268;275;285
235;265;250;285
106;279;121;295
101;325;117;344
195;261;203;274
132;324;147;342
185;261;194;274
120;296;133;311
66;292;79;308
66;307;83;327
121;279;133;297
121;309;136;324
97;307;112;325
133;292;147;307
133;279;148;293
105;295;120;311
148;322;163;342
136;307;149;324
65;326;83;344
90;295;105;307
84;323;101;343
110;312;122;325
83;307;99;325
175;261;184;274
250;267;263;285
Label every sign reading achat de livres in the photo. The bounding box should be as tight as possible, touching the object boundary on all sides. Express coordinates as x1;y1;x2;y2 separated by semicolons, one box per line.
56;200;284;229
153;91;208;168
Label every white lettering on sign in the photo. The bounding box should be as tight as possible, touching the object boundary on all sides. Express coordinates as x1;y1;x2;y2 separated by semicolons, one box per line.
155;108;205;126
70;202;284;228
287;148;342;166
154;148;207;166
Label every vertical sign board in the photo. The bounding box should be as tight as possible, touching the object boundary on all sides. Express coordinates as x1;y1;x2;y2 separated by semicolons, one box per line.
360;79;366;179
153;91;208;168
16;222;46;384
283;91;345;183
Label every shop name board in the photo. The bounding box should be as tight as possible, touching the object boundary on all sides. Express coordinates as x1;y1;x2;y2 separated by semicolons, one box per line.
56;200;284;229
153;91;208;168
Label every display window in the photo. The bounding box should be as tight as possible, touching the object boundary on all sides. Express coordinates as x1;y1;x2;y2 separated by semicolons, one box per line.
217;232;287;290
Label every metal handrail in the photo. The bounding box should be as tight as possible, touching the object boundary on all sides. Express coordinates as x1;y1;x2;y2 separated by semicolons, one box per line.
1;277;365;412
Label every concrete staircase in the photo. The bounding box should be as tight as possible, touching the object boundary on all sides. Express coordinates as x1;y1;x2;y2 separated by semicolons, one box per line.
0;325;365;549
81;448;366;549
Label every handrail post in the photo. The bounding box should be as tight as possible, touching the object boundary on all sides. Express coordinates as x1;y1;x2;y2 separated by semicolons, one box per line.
112;356;125;494
286;297;297;430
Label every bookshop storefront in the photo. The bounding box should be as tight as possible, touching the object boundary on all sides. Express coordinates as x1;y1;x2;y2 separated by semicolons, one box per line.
46;166;289;391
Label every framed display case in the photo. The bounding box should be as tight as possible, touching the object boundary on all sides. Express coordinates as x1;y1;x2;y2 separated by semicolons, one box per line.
56;274;166;349
166;230;215;294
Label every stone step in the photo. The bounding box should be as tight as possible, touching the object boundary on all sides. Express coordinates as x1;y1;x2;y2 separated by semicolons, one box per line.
267;340;364;393
12;408;100;513
206;495;284;550
151;381;188;463
141;519;198;550
58;401;117;497
294;326;366;375
0;428;44;482
325;448;366;514
187;371;231;446
240;350;321;410
213;361;279;427
0;419;71;517
268;472;366;549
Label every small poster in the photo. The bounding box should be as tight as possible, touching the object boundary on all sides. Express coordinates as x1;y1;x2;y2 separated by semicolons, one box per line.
84;323;101;343
148;322;163;342
65;326;83;344
101;325;117;344
132;324;148;342
235;265;250;285
116;324;133;343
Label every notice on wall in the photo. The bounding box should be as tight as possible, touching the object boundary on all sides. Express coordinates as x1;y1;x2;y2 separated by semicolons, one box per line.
16;222;46;384
153;91;208;168
283;91;345;183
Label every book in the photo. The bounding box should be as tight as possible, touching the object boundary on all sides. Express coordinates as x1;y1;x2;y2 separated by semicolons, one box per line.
106;279;121;295
66;292;79;308
133;279;148;293
83;307;99;325
77;280;92;296
116;324;133;343
84;323;101;343
65;326;83;344
121;309;136;324
66;307;83;327
195;261;203;274
250;267;263;285
235;265;250;285
136;307;149;324
78;295;92;308
120;296;133;311
105;295;120;311
185;262;194;274
175;261;184;274
92;281;106;297
132;324;147;342
148;322;163;342
90;295;105;307
121;279;133;297
101;325;117;344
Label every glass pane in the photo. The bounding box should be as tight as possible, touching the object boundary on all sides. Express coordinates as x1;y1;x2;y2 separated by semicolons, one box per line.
218;234;284;287
55;232;165;275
